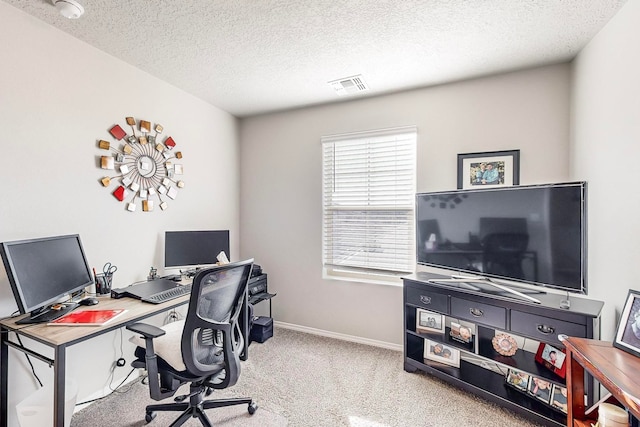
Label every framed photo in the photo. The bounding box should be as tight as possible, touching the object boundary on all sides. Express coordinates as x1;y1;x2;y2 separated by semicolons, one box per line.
457;149;520;189
535;343;566;378
416;308;444;334
424;340;460;368
492;333;519;357
505;368;530;393
527;376;552;404
449;320;475;350
613;289;640;358
550;385;568;414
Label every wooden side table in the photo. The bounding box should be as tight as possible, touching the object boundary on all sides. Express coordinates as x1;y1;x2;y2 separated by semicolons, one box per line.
564;337;640;427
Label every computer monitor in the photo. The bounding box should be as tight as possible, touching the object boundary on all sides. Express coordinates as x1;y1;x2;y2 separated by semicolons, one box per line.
0;234;94;320
164;230;230;270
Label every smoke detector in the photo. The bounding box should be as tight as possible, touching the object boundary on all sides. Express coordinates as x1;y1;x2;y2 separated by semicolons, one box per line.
53;0;84;19
328;75;369;96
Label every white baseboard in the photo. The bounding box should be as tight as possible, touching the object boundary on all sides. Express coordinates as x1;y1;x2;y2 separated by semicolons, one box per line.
274;320;402;352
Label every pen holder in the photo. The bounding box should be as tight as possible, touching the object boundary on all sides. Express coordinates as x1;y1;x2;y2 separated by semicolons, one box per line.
95;273;113;295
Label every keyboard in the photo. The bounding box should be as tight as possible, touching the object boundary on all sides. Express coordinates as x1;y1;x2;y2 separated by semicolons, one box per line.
142;284;191;304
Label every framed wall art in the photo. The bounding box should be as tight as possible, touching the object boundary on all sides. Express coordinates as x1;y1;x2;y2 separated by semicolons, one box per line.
96;116;185;212
457;149;520;189
613;289;640;358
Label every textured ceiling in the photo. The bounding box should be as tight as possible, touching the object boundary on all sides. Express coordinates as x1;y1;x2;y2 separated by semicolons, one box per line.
2;0;628;117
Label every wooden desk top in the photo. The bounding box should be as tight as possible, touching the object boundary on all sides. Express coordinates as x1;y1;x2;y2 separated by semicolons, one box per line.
0;293;189;348
564;337;640;420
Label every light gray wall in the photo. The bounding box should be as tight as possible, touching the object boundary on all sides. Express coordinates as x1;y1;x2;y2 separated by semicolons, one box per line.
571;0;640;341
0;4;240;426
239;64;572;346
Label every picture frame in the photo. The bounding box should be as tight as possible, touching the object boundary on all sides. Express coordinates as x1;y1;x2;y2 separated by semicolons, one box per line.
505;368;530;393
416;308;444;334
535;342;567;378
424;340;460;368
527;376;552;404
613;289;640;358
492;332;519;357
449;321;473;343
457;149;520;189
448;320;475;351
550;384;568;414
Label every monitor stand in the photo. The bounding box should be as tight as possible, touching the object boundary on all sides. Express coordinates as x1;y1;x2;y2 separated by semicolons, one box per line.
16;303;79;325
427;274;543;304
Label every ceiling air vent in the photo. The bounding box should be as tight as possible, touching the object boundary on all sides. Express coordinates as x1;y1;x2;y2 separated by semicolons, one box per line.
328;75;369;96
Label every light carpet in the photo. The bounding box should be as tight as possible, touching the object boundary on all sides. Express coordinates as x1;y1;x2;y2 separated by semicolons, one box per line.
71;327;544;426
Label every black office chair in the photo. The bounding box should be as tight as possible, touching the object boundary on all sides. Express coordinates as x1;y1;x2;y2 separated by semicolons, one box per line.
126;259;258;426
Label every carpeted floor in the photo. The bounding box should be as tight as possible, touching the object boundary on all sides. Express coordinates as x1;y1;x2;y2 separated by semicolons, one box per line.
71;327;544;426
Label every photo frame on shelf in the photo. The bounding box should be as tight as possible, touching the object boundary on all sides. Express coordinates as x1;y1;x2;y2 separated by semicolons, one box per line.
535;343;567;378
492;332;519;356
505;369;530;393
449;320;474;344
550;385;568;414
424;340;461;368
527;376;552;404
457;149;520;190
448;319;476;351
613;289;640;358
416;308;444;334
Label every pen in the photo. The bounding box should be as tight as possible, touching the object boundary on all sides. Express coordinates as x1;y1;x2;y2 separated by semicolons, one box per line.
93;267;99;293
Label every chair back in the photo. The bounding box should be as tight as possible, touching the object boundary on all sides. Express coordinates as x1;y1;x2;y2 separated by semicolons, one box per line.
181;259;253;387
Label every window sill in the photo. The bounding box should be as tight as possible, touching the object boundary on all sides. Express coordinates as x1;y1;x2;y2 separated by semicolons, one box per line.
322;268;407;287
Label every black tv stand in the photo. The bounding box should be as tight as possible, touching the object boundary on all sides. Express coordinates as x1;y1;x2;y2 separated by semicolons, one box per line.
404;271;604;426
16;302;79;325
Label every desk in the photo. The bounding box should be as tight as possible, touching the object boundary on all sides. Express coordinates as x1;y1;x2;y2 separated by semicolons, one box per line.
0;289;250;427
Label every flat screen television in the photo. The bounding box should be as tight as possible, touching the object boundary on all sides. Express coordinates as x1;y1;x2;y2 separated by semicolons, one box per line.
164;230;230;270
0;234;94;322
416;182;587;298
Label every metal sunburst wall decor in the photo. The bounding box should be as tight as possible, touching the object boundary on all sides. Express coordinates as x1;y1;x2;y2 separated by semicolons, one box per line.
97;116;184;212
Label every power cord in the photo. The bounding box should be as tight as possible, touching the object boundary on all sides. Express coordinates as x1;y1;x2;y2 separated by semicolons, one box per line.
74;367;139;407
15;333;43;388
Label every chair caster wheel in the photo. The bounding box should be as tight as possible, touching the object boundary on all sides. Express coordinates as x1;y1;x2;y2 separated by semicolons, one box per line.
248;401;258;415
145;411;156;423
205;387;213;397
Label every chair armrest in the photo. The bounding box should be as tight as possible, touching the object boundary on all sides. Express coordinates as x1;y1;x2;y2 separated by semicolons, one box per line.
126;322;166;339
126;322;177;401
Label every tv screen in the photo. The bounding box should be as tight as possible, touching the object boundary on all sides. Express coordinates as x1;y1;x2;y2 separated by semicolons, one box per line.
416;182;587;294
164;230;230;269
0;234;94;314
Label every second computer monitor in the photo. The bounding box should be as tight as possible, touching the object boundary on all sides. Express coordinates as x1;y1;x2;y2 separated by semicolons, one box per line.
164;230;230;269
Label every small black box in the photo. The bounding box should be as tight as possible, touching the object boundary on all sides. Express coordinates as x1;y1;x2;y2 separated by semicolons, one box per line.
250;316;273;343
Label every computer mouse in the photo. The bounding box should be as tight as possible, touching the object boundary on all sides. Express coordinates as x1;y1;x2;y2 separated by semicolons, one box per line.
79;297;99;306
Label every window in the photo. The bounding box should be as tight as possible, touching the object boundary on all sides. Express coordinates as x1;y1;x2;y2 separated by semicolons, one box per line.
322;126;416;283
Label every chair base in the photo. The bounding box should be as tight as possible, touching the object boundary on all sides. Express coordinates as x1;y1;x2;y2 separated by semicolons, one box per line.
145;395;257;427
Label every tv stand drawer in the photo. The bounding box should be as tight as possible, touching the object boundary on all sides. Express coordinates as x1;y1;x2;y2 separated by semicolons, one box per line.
405;285;448;313
511;310;586;345
450;297;506;330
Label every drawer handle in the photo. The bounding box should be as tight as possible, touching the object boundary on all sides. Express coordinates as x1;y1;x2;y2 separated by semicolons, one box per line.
469;308;484;317
536;324;555;335
420;295;432;305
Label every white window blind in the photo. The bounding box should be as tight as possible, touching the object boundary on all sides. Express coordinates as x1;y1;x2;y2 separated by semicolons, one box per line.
322;126;416;279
